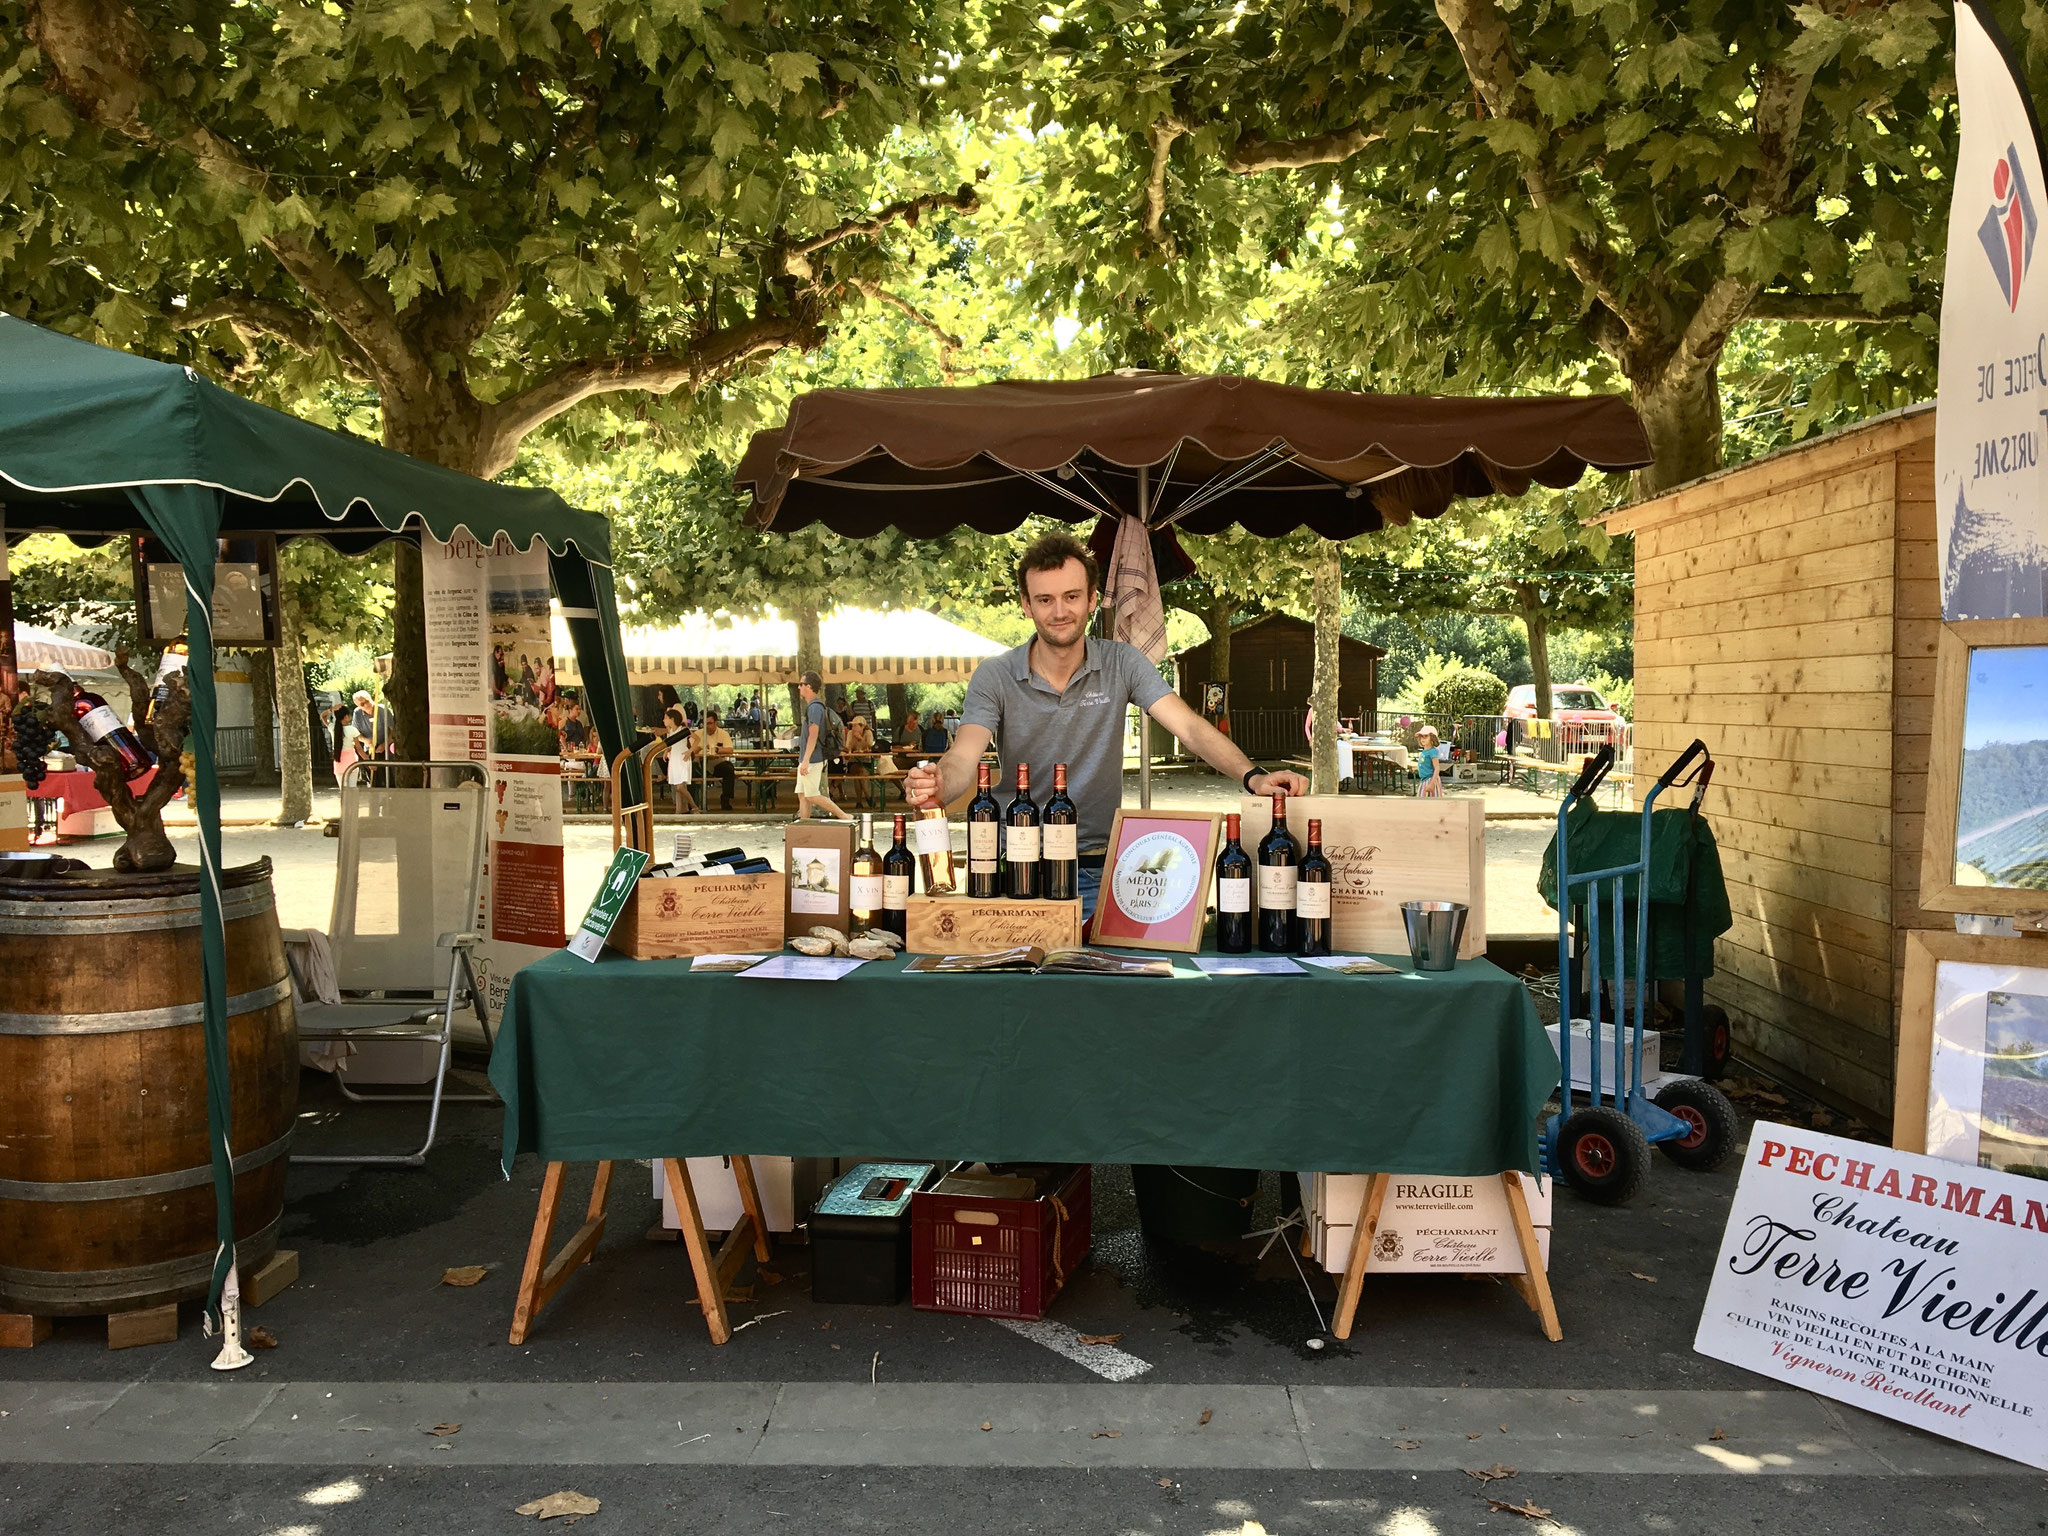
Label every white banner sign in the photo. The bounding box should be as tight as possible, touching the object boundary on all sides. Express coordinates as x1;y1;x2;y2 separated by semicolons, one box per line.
1695;1121;2048;1470
1936;0;2048;619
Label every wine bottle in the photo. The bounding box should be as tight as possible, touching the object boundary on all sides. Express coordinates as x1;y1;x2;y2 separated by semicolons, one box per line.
1297;817;1332;957
881;813;915;938
1256;792;1299;954
67;681;155;780
1040;762;1078;902
966;762;1001;898
849;812;883;935
1214;812;1253;953
1004;762;1041;899
911;760;958;895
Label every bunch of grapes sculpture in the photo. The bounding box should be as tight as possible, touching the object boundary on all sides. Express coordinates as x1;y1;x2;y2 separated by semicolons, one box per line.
13;653;193;871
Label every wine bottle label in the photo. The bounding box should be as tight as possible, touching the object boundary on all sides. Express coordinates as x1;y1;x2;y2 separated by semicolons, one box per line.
1297;881;1332;919
1258;864;1297;910
883;874;911;909
1218;876;1251;913
850;874;883;910
1041;823;1077;861
77;704;124;742
1006;825;1041;863
913;816;951;855
968;822;999;867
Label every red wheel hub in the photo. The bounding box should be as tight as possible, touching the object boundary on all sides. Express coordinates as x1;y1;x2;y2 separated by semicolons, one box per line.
1672;1104;1708;1149
1574;1132;1617;1178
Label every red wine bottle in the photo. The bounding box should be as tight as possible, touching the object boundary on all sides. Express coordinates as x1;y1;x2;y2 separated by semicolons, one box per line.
966;763;1001;898
881;813;915;939
1040;762;1077;901
1215;812;1253;953
1004;762;1041;899
849;812;883;935
69;683;155;780
1297;817;1332;957
1256;792;1299;954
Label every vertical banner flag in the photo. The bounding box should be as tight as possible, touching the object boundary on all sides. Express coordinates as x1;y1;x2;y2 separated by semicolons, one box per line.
1938;2;2048;619
0;508;24;852
424;533;566;1021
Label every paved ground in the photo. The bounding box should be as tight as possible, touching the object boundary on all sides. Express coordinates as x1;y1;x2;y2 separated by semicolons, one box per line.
4;1083;2039;1532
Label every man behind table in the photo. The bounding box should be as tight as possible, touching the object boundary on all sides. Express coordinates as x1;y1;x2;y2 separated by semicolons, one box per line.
904;532;1308;919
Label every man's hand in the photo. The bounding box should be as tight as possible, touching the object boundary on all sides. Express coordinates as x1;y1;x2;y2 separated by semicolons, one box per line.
904;759;942;808
1250;768;1311;798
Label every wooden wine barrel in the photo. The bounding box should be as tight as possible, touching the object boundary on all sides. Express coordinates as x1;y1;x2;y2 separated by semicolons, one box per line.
0;860;298;1316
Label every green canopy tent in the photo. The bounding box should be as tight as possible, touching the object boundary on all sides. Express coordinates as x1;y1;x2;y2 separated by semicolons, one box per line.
0;315;635;1341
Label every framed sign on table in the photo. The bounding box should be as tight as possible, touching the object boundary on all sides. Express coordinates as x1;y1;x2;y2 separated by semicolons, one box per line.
1919;619;2048;919
1087;807;1220;954
1896;929;2048;1180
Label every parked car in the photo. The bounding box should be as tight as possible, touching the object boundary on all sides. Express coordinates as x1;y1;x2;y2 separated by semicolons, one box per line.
1503;683;1625;753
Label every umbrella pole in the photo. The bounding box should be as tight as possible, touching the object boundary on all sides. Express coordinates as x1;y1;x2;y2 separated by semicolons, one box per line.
1137;464;1151;810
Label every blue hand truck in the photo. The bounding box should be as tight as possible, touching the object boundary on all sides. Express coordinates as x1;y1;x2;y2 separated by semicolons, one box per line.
1542;739;1739;1204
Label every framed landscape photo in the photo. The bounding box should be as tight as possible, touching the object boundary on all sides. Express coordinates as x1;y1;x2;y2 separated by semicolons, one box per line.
1087;807;1220;954
1920;620;2048;916
1896;929;2048;1180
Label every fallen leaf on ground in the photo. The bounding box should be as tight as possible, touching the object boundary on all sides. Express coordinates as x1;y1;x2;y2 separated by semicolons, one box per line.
1467;1432;1485;1440
1198;1408;1213;1426
1499;1424;1509;1433
515;1491;601;1521
980;1421;993;1432
1486;1497;1553;1521
1630;1272;1659;1284
1091;1429;1122;1439
426;1423;461;1437
1465;1464;1516;1482
441;1266;488;1287
1394;1439;1421;1450
245;1325;278;1349
1566;1396;1582;1403
1077;1332;1124;1346
1157;1477;1173;1488
1709;1427;1727;1442
756;1269;784;1286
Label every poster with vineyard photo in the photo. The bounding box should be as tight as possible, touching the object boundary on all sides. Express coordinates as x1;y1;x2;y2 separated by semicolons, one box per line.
1925;957;2048;1181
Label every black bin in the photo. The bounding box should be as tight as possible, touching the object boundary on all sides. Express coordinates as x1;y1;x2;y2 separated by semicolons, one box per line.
811;1161;935;1305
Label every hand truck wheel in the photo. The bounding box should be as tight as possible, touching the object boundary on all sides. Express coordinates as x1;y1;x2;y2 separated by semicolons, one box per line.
1652;1079;1739;1172
1557;1105;1649;1205
1698;1004;1734;1080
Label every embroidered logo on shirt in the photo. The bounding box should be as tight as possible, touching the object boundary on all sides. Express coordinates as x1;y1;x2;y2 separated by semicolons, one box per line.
1077;691;1111;707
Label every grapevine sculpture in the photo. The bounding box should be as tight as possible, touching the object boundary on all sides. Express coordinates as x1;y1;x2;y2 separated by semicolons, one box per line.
29;652;192;872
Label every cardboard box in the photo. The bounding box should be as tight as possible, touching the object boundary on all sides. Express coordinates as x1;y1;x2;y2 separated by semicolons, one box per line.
904;895;1085;955
611;870;784;959
1238;794;1485;960
785;821;855;937
653;1156;842;1235
1307;1170;1552;1275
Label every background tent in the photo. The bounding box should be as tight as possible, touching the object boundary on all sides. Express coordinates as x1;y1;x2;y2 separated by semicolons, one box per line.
553;606;1006;688
0;315;634;1339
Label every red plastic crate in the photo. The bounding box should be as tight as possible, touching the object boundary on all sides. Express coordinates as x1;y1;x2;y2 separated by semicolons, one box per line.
911;1164;1092;1320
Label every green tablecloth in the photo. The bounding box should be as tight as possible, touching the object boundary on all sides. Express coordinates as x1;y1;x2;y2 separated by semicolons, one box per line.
491;949;1557;1177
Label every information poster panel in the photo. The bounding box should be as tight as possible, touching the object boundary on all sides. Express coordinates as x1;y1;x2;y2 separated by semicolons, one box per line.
1695;1121;2048;1470
0;518;24;852
423;533;565;1021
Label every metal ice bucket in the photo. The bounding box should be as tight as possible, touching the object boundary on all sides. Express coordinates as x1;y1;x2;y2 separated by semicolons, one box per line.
1401;899;1468;972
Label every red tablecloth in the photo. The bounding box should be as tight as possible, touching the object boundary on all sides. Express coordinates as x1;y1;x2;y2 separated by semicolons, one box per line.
26;765;157;808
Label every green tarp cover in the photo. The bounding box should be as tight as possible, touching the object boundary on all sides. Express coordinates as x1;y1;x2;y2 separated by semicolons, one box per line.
1536;805;1731;978
491;950;1559;1177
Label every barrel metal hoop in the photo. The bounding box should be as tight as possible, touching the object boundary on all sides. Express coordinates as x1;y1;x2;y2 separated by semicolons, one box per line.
0;882;273;934
0;975;294;1036
0;1129;295;1203
0;1215;282;1308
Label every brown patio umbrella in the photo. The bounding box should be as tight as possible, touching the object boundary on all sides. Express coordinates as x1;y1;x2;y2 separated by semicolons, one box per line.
736;371;1652;538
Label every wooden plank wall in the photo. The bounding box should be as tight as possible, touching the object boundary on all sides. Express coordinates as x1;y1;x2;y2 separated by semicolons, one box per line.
1890;435;1945;1054
1616;412;1934;1126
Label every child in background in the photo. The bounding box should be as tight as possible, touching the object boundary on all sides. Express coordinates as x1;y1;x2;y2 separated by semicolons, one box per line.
1415;724;1445;798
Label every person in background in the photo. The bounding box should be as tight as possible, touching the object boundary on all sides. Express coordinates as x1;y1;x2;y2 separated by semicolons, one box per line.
843;709;875;799
1414;723;1445;799
558;697;590;754
662;706;696;815
794;670;847;821
698;707;736;811
920;709;951;755
346;689;396;759
491;644;509;697
517;653;535;702
848;686;877;732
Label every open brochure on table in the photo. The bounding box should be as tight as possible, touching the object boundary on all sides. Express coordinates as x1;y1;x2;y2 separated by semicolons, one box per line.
903;946;1173;977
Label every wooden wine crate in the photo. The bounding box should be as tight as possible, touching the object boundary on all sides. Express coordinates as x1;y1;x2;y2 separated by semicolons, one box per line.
904;895;1084;956
1237;794;1486;960
611;872;785;959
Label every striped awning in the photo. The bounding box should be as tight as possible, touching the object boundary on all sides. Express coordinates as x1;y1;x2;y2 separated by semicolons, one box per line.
11;621;115;671
550;606;1006;687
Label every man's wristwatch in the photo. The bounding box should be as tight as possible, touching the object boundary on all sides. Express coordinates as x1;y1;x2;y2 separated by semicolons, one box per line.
1242;767;1270;794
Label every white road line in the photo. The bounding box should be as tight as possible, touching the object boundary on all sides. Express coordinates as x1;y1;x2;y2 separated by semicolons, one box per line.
994;1318;1155;1381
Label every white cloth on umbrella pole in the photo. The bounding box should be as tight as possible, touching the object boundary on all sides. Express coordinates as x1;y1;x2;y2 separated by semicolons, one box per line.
1106;514;1168;665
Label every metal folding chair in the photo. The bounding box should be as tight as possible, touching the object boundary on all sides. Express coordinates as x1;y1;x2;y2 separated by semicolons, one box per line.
289;759;494;1167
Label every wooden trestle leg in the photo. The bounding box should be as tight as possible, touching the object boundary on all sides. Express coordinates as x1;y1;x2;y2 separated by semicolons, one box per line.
1329;1173;1390;1341
1500;1170;1563;1341
509;1161;613;1345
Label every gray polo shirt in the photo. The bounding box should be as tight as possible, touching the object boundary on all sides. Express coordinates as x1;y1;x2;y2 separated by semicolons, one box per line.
961;638;1170;853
